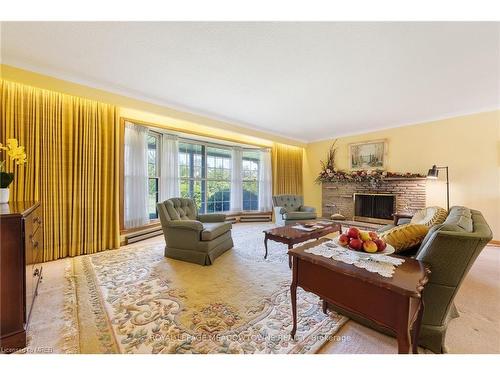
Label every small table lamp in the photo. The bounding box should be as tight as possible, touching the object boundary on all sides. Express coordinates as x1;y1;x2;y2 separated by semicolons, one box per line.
427;165;450;211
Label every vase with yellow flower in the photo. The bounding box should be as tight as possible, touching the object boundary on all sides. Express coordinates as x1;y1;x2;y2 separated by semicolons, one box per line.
0;138;27;204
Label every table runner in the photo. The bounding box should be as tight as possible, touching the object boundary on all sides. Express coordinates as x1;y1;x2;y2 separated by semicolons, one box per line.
304;241;404;277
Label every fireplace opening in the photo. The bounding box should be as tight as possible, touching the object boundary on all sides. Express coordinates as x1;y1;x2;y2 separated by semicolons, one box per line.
354;193;395;224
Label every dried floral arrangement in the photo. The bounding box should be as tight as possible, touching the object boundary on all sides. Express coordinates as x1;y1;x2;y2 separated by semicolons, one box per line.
315;140;425;184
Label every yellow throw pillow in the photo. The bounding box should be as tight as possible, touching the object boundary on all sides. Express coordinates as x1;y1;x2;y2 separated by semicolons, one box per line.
410;206;448;227
379;223;429;253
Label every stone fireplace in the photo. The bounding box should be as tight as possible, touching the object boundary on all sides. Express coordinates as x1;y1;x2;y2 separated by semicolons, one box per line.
322;178;427;224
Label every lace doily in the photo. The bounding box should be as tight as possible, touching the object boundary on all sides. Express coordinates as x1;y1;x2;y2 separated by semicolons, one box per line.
304;242;404;278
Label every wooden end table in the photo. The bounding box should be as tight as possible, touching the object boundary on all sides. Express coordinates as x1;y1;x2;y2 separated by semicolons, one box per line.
263;222;341;268
288;238;430;354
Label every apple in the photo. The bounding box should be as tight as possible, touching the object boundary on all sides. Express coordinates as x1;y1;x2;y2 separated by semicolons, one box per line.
349;238;363;251
374;239;387;252
368;231;379;240
359;231;371;241
363;240;378;253
347;227;360;239
338;234;349;246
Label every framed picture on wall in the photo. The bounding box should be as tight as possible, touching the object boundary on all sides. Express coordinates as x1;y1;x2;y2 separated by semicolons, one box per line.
349;139;387;170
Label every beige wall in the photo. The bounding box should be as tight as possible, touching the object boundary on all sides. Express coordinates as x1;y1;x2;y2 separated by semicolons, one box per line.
304;111;500;239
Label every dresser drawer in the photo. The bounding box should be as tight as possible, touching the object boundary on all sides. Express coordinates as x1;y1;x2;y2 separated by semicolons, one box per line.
24;205;42;240
25;207;42;253
31;228;43;265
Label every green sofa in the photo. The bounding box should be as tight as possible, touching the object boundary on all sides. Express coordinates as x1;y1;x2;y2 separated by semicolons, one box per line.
157;198;234;265
328;206;493;353
272;194;317;225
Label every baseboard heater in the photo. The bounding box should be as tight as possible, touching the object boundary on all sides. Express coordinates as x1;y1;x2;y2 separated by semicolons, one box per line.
239;214;272;222
226;212;272;223
124;225;163;245
124;213;272;245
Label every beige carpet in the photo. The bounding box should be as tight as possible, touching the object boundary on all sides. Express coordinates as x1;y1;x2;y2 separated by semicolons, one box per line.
34;223;347;353
26;223;500;354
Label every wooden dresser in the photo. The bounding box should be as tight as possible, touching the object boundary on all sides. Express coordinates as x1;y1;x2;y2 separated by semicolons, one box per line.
0;201;43;352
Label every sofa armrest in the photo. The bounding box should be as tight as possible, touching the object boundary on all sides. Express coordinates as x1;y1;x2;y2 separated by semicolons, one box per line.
299;205;316;213
392;212;414;226
278;207;288;215
167;220;203;231
198;213;226;223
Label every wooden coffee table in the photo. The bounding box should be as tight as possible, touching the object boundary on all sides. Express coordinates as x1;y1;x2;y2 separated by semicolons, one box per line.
263;222;341;268
288;238;430;354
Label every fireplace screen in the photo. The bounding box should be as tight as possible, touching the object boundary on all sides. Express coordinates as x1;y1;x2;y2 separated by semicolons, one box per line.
354;194;395;222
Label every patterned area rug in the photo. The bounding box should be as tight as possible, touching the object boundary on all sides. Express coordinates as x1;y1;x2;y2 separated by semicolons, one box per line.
69;223;348;353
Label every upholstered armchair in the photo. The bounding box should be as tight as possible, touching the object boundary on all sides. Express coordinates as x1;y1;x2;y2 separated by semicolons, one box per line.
272;194;317;225
157;198;233;265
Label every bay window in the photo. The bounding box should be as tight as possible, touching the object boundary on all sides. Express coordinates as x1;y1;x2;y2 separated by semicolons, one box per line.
178;141;264;213
124;121;273;229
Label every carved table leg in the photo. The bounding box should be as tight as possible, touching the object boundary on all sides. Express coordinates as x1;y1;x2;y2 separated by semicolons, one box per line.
411;298;424;354
397;327;411;354
288;244;293;269
290;261;298;339
264;235;269;259
322;300;328;314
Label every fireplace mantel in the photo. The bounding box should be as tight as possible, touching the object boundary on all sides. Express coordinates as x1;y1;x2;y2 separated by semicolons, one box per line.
322;178;427;222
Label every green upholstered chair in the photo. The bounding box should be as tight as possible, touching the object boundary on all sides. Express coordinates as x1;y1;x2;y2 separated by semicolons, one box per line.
329;206;493;353
157;198;233;265
272;195;317;225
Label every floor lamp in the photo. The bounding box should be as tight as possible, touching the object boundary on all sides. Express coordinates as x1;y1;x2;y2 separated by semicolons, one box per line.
427;165;450;211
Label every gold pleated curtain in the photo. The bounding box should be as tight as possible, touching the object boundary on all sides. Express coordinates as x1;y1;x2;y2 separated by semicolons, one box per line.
0;80;120;261
271;143;303;195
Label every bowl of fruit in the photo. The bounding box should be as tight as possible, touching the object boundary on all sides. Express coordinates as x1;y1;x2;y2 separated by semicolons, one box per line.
333;227;395;254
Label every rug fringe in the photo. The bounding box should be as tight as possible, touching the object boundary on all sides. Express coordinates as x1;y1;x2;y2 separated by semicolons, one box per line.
59;259;81;354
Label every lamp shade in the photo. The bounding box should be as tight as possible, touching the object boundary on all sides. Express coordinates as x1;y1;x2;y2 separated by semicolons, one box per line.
427;165;439;179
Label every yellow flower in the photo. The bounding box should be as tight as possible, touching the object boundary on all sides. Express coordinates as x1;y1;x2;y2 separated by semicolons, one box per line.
16;157;27;165
8;147;26;159
1;138;27;167
6;138;19;149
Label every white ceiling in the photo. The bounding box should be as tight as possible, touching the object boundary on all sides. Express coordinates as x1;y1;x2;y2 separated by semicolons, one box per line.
1;22;499;142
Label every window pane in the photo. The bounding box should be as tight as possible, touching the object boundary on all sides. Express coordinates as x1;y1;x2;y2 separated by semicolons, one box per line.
146;133;159;220
147;134;158;177
207;180;230;213
148;178;159;219
242;152;259;182
179;142;204;179
243;181;259;211
180;178;206;213
242;150;260;211
179;151;189;178
180;179;190;199
205;147;231;213
206;147;231;182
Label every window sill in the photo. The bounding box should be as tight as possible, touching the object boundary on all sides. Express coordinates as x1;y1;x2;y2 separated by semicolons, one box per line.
121;220;160;234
